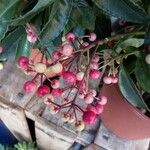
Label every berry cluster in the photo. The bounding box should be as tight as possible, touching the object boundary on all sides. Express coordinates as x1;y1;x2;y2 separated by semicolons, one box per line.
18;27;119;132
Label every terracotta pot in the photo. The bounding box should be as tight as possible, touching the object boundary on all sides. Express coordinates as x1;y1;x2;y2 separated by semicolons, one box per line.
101;84;150;140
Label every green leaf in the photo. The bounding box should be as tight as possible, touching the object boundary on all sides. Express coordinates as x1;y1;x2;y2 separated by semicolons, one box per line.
0;27;24;60
0;0;24;40
119;64;149;110
93;0;150;24
63;18;74;35
71;0;96;30
116;38;144;53
135;52;150;93
10;0;55;25
15;34;32;62
40;0;73;45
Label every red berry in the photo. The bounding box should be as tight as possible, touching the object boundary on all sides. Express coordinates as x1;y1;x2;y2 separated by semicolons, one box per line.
76;80;86;90
37;85;50;97
89;33;96;41
51;88;63;98
83;110;96;125
63;71;76;83
18;56;29;70
95;104;104;114
23;81;37;93
62;44;73;57
86;105;97;114
103;76;112;84
89;69;101;80
65;32;76;42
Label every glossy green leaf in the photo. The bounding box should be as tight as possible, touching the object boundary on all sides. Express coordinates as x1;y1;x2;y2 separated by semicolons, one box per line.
0;0;23;40
0;27;24;60
119;64;149;110
40;0;73;45
135;52;150;93
10;0;55;25
93;0;150;24
116;38;144;53
15;34;32;62
71;0;96;30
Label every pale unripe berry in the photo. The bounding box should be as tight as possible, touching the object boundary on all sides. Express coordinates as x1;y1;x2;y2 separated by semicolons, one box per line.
98;96;107;105
0;47;3;53
76;72;84;81
51;80;60;89
44;67;56;77
88;89;97;97
89;69;101;80
61;113;70;122
103;76;112;84
0;63;4;70
65;32;76;41
51;88;63;98
23;81;37;93
43;94;54;105
37;85;50;97
62;44;73;57
84;93;94;104
83;110;96;125
68;114;75;123
78;91;85;99
90;62;99;69
92;55;100;63
18;56;29;70
76;121;85;132
89;33;96;41
63;71;76;83
51;63;63;74
35;63;47;73
111;77;118;84
95;104;104;114
49;105;59;114
145;54;150;64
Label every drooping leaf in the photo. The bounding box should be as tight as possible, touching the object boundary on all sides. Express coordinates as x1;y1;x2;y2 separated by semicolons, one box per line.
71;0;96;30
63;18;75;35
0;27;24;60
93;0;150;24
40;0;73;45
116;38;144;53
15;34;32;62
119;64;149;110
10;0;55;26
0;0;24;40
135;52;150;93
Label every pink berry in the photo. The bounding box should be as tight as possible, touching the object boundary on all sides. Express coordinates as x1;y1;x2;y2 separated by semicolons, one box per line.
111;76;118;84
27;34;37;44
76;80;86;90
83;110;96;125
51;88;63;98
80;42;89;48
103;76;112;84
62;44;73;57
89;33;96;41
89;69;101;80
95;104;104;114
37;85;50;97
84;93;94;104
23;81;37;93
52;51;62;61
92;55;100;63
98;96;107;105
88;89;97;97
65;32;76;41
63;71;76;83
0;47;3;53
86;105;97;114
76;72;84;81
51;80;60;89
78;91;85;99
18;56;29;70
90;62;99;69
